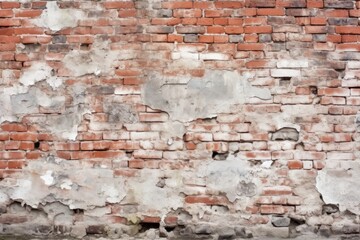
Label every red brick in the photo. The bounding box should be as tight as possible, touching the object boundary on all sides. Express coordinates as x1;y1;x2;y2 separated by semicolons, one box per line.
54;142;80;151
128;159;144;169
5;141;20;150
214;1;245;8
15;10;42;18
350;10;360;17
260;205;286;214
277;0;306;7
0;9;13;18
337;43;360;51
118;9;136;18
325;10;349;17
245;60;274;69
19;142;34;151
115;69;141;77
165;216;178;226
142;216;161;223
327;34;342;43
1;2;20;8
305;26;328;34
198;35;214;43
288;160;303;169
194;2;214;8
197;18;213;26
310;17;327;25
214;18;228;25
257;8;285;16
213;35;229;43
204;9;232;17
1;123;27;132
244;17;267;25
307;0;324;8
225;26;244;34
244;26;272;33
246;0;276;7
0;151;25;160
0;19;20;27
238;43;265;51
318;88;350;96
162;1;193;9
244;34;258;42
207;26;225;34
103;1;134;9
8;160;24;169
10;133;37;141
174;9;201;18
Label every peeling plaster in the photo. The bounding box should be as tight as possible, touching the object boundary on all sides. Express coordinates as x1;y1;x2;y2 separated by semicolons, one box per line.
40;170;54;186
142;70;272;122
33;2;85;32
0;60;86;140
197;154;262;202
2;157;127;209
125;169;184;213
19;62;53;87
0;156;186;215
317;167;360;215
63;40;129;77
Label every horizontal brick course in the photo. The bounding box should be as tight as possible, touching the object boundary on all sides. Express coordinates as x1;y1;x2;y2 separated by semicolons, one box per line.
0;0;359;238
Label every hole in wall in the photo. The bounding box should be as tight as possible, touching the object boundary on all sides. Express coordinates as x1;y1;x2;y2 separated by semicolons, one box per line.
165;226;176;232
73;209;84;214
279;77;291;86
80;43;91;50
139;222;160;232
34;141;40;149
212;151;229;161
125;151;133;158
310;86;318;95
295;142;304;150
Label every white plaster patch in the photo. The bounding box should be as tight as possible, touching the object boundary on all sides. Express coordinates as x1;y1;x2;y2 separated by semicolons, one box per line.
19;62;52;86
60;179;73;190
41;170;54;186
46;76;63;90
2;158;127;209
197;154;261;202
102;185;122;203
126;169;184;213
142;70;272;122
63;40;128;77
33;2;85;32
317;168;360;215
261;160;273;169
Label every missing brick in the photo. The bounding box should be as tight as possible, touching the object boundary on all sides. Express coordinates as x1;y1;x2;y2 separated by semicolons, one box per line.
280;77;291;86
212;151;229;161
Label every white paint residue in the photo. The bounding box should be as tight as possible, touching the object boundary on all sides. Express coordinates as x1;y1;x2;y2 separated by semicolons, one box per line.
102;186;121;203
41;170;54;186
317;168;360;215
19;62;52;86
261;161;273;169
46;76;63;90
33;2;84;31
60;179;73;190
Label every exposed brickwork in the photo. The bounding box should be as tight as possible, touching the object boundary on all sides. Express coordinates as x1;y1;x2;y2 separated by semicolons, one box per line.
0;0;360;239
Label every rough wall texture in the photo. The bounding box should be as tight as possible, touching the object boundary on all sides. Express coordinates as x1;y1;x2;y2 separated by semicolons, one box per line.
0;0;360;239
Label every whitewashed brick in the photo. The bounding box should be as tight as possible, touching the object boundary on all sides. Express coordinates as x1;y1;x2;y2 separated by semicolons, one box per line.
271;69;301;77
200;53;231;61
277;60;309;68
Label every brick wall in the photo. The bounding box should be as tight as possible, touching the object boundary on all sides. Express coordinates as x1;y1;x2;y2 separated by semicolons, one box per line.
0;0;360;238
